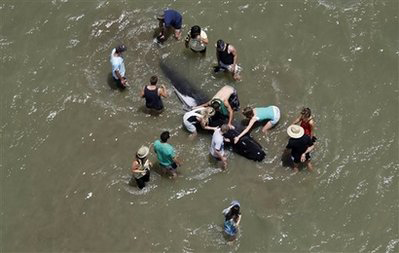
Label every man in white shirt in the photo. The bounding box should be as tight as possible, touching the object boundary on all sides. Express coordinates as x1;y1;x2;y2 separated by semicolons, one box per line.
210;124;230;170
110;44;127;88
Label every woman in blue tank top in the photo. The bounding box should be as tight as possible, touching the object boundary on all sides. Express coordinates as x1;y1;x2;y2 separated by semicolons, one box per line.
234;105;280;144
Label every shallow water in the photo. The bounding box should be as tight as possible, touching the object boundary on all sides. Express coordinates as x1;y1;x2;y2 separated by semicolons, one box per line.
1;0;398;252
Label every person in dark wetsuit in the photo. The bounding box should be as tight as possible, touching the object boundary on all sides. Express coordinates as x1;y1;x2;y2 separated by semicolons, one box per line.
215;39;241;81
140;75;168;112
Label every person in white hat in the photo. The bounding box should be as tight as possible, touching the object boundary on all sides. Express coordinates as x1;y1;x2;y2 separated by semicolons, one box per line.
130;146;152;189
285;125;314;173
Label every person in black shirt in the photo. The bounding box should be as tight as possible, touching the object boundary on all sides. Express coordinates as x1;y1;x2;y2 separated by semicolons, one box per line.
285;125;314;173
140;75;167;112
215;39;241;81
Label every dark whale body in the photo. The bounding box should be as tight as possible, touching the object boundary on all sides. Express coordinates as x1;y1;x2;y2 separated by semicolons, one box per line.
160;61;266;161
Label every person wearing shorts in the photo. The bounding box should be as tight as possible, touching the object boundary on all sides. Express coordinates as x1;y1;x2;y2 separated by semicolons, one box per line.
156;9;182;41
234;105;280;144
210;124;230;170
153;131;181;178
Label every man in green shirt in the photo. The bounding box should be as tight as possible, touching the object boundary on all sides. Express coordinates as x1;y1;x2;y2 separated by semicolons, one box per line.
153;131;181;179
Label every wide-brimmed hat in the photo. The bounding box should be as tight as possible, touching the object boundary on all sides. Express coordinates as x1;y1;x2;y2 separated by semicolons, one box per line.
137;146;149;158
287;125;304;139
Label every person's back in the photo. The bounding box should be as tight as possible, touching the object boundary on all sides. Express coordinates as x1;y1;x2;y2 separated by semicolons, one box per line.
153;139;174;167
213;85;234;101
144;86;163;110
153;131;180;178
287;135;312;160
164;9;182;28
141;75;166;111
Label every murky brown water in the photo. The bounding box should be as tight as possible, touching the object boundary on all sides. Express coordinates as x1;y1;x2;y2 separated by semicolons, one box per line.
2;0;398;252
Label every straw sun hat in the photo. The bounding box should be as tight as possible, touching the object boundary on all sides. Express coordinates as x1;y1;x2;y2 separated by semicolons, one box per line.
137;146;149;158
287;125;304;139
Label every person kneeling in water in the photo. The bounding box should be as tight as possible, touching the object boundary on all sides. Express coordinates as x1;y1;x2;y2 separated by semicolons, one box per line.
234;105;280;144
222;200;242;241
183;107;216;138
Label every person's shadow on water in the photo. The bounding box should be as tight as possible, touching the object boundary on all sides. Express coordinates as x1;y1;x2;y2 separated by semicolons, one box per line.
281;148;294;168
107;72;126;91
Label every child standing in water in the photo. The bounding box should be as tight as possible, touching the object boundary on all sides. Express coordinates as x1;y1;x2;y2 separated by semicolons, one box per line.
222;201;242;241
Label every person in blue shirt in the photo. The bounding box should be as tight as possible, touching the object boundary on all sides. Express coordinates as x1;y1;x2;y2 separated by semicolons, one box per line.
110;44;127;88
156;9;182;41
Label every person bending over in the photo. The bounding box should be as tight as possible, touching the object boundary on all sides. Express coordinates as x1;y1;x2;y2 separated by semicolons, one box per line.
234;105;280;144
197;85;240;129
156;9;182;41
183;107;216;138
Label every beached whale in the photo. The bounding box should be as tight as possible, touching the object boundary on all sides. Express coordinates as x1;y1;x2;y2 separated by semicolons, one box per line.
160;61;266;161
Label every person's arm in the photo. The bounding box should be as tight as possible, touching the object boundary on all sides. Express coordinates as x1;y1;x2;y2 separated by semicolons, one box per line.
201;35;209;44
131;161;145;174
234;116;257;144
193;101;210;109
292;116;301;125
199;117;216;131
184;33;190;48
300;145;314;162
114;69;126;85
216;49;220;65
158;85;168;98
236;214;242;226
229;45;238;68
172;156;181;166
309;119;315;138
140;86;145;98
158;20;165;33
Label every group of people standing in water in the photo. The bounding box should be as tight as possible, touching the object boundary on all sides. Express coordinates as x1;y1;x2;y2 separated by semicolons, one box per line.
110;8;316;239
